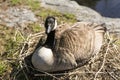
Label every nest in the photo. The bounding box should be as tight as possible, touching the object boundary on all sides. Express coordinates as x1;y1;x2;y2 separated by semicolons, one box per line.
11;31;120;80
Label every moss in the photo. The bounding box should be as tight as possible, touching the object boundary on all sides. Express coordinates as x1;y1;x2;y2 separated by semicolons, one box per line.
63;13;76;19
0;26;14;54
28;0;40;11
10;0;40;10
115;39;120;46
0;26;24;58
28;23;44;33
4;39;19;57
36;8;77;24
62;13;77;23
0;61;7;75
33;25;42;32
10;0;21;6
36;8;61;20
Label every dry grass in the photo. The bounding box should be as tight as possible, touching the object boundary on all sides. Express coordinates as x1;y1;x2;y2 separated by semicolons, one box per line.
9;29;120;80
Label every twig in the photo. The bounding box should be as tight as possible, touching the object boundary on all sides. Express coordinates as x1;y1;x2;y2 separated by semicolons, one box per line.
94;33;111;80
30;35;44;39
34;71;111;76
17;30;26;41
13;28;18;41
22;68;29;80
113;44;120;54
27;66;59;79
13;68;23;80
34;71;59;80
34;73;67;76
19;42;27;59
106;70;118;80
30;31;44;37
19;34;31;58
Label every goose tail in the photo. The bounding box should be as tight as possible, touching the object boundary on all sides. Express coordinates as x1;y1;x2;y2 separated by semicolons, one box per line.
93;23;107;33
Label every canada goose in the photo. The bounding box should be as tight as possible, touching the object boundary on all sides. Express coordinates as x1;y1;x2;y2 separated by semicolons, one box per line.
31;16;106;72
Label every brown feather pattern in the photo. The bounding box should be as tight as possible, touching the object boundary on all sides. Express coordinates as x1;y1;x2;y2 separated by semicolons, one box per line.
52;22;106;70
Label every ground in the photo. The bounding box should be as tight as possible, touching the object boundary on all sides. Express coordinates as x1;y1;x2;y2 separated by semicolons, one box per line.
0;0;120;80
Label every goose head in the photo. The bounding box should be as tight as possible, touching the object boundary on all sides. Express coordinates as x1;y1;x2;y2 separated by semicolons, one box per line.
45;16;57;34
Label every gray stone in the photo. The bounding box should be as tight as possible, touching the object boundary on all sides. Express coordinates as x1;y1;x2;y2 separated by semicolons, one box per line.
0;7;37;27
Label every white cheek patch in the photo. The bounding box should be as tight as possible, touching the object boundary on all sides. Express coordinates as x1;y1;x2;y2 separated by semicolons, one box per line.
53;20;57;30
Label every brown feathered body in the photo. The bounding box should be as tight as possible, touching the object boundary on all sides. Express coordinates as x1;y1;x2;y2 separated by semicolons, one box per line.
51;22;106;71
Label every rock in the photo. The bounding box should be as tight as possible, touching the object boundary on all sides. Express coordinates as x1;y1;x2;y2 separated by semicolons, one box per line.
41;0;102;22
0;7;37;27
40;0;120;37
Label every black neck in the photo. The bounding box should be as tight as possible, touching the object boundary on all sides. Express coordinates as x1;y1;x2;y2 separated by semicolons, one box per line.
44;30;55;48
